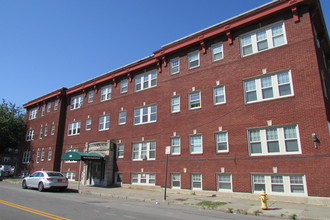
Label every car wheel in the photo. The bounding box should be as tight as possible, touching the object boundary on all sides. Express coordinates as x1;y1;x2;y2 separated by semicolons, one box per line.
22;180;28;189
38;182;44;192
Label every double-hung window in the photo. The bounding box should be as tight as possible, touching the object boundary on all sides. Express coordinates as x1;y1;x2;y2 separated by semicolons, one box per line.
54;100;59;110
188;51;200;69
29;107;38;120
170;137;180;155
86;118;92;130
117;144;124;158
190;135;203;154
119;111;126;125
170;57;180;74
121;79;128;93
215;132;228;153
248;125;301;156
134;104;157;125
36;149;40;163
135;70;157;91
44;125;48;136
217;174;232;191
88;91;94;103
189;91;201;109
70;95;83;110
101;85;112;101
47;147;52;161
244;70;293;103
99;115;110;131
51;123;55;135
39;125;43;139
41;105;46;116
22;151;31;164
131;173;155;185
68;121;81;136
191;174;202;190
171;173;181;189
213;86;226;105
41;148;45;161
171;96;180;113
132;141;156;160
47;103;51;112
26;129;34;141
240;22;287;56
211;43;223;61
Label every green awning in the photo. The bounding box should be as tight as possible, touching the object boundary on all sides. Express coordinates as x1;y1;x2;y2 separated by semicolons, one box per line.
61;152;104;161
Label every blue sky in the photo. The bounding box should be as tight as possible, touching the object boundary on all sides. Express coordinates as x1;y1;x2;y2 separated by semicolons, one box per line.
1;0;329;107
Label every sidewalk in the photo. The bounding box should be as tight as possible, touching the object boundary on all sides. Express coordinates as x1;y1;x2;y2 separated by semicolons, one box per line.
69;182;330;220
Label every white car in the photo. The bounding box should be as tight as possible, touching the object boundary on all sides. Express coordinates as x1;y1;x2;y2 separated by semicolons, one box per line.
22;171;68;192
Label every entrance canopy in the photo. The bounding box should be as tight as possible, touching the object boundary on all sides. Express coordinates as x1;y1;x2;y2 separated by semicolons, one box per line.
61;152;104;161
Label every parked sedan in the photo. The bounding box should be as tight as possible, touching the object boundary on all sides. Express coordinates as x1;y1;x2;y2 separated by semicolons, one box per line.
22;171;68;192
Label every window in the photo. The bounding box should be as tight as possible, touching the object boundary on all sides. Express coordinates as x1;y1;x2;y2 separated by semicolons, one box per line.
22;151;31;164
86;118;92;130
217;174;232;191
248;125;301;156
215;132;228;153
54;100;59;110
98;115;110;131
117;144;124;158
26;129;34;141
51;123;55;135
121;79;128;93
170;57;180;74
44;125;48;136
189;91;201;109
135;70;157;91
47;103;51;112
41;105;46;116
244;70;293;103
191;174;202;190
171;96;180;113
41;148;45;161
188;51;200;69
170;137;180;155
252;174;306;196
211;43;223;61
47;147;52;161
240;22;286;56
190;135;203;154
171;173;181;189
70;95;83;110
213;86;226;105
134;104;157;125
88;91;94;103
68;121;81;136
29;107;38;120
131;173;155;185
101;85;112;101
36;149;40;163
39;125;43;139
64;172;76;181
132;141;156;160
119;111;126;125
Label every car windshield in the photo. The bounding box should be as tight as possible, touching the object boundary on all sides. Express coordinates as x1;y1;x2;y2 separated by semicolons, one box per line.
47;172;64;177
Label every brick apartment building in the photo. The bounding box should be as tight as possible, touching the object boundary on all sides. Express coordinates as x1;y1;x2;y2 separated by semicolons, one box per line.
21;0;330;197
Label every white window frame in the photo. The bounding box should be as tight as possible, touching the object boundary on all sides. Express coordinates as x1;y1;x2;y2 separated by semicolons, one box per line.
170;57;180;74
215;132;229;153
70;95;83;110
47;147;52;161
121;79;128;93
39;125;43;139
41;105;46;116
132;141;156;161
135;70;157;92
47;103;51;112
41;148;45;161
29;107;38;120
86;118;92;130
51;123;55;135
171;96;180;113
244;70;294;104
26;129;34;141
36;149;40;163
134;104;157;125
240;22;287;57
191;173;202;190
44;125;48;137
100;85;112;101
98;115;110;131
188;50;200;69
189;91;201;110
64;172;76;181
190;135;203;154
171;173;181;189
217;174;232;192
213;85;226;105
248;124;301;156
252;174;307;196
54;100;59;110
211;42;223;61
170;136;180;155
131;173;155;185
68;121;81;136
22;151;32;164
88;91;94;103
117;144;124;158
119;111;126;125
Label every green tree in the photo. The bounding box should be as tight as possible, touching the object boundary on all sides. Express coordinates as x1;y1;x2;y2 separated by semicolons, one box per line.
0;99;25;155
